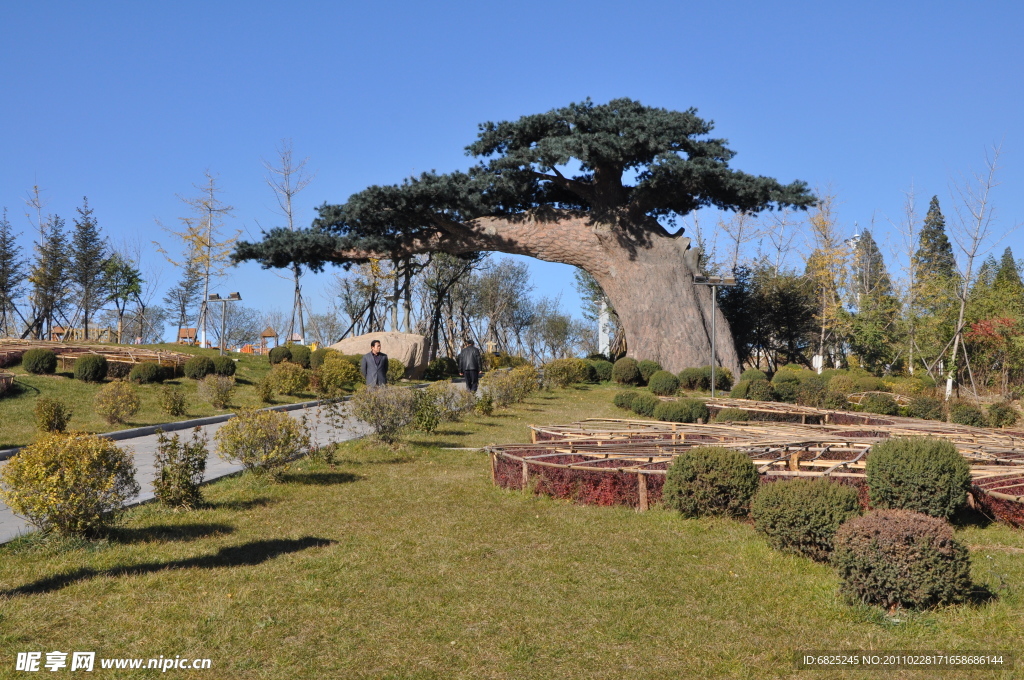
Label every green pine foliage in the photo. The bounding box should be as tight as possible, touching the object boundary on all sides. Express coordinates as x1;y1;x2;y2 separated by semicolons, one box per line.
653;398;707;423
866;437;971;519
629;392;659;417
22;348;57;374
663;447;760;518
74;355;108;382
637;360;662;384
647;370;680;396
752;478;861;561
612;357;642;385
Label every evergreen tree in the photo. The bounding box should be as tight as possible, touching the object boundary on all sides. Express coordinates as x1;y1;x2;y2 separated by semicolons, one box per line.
27;215;72;339
162;247;204;342
104;252;143;343
850;229;893;302
847;229;900;372
0;209;26;337
910;196;958;375
70;197;109;339
914;196;957;283
994;246;1023;292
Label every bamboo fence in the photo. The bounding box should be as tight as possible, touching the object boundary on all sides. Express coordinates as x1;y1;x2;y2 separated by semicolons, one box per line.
0;339;192;373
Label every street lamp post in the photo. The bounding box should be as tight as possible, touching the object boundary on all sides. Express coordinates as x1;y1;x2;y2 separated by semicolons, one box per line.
692;275;737;398
208;292;242;356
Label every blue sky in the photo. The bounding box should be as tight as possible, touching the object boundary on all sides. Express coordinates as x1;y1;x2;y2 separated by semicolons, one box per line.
1;1;1022;337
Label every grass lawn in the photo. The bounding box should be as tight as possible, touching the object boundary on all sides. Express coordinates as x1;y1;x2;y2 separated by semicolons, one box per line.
0;344;331;449
0;384;1022;678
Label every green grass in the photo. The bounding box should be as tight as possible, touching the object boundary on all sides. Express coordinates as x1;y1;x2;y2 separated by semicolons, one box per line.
0;345;327;449
0;384;1022;678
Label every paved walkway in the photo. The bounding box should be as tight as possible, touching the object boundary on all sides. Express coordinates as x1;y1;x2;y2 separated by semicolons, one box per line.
0;402;370;544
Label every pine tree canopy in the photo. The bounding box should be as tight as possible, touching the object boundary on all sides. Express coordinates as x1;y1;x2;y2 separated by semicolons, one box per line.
914;195;957;281
851;229;893;299
994;246;1023;291
234;98;816;271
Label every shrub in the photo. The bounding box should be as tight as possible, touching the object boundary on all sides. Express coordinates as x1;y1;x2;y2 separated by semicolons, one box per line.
312;354;361;397
94;381;141;425
637;360;662;384
413;389;441;432
828;374;855;394
198;375;235;409
747;379;775;401
216;409;311;478
861;392;899;416
387;358;407;383
948;401;986;427
475;392;494;416
269;361;309;396
268;345;292;365
159;385;188;417
663;446;759;518
483;352;529;371
713;407;749;423
22;348;58;374
153;428;208;509
796;375;829;408
350;385;416;443
908;395;944;421
740;368;768;382
183;355;216;380
866;437;971;519
678;367;705;390
0;432;140;536
425;356;459;380
34;397;72;433
988;402;1019;428
542;358;589;388
129;362;165;384
653;398;708;423
422;380;477;422
715;367;734;391
255;376;274;403
588;359;614;382
106;361;133;379
630;392;660;417
823;391;850;410
211;355;236;376
310;347;336;369
832;510;971;609
647;370;680;396
480;365;539;407
853;376;886;392
613;390;639;410
287;344;311;369
611;357;642;385
771;370;801;402
74;354;108;382
730;380;750;399
752;478;861;561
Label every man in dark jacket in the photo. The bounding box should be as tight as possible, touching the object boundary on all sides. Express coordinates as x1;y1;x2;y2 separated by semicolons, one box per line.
457;339;483;392
360;340;389;387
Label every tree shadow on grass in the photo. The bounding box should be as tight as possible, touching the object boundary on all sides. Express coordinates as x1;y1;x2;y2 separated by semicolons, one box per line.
280;471;362;486
204;497;276;511
2;536;335;597
409;440;463;449
108;523;235;544
951;505;994;530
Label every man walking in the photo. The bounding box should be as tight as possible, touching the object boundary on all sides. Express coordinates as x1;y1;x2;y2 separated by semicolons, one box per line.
360;340;389;387
457;339;483;392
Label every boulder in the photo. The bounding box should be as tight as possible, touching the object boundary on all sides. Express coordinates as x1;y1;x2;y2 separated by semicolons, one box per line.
329;331;429;379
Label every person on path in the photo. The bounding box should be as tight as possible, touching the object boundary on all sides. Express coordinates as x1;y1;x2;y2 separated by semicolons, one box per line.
360;340;389;387
457;339;483;392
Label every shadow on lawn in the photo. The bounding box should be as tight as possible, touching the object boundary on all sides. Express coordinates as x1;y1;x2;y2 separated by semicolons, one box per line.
109;523;235;544
205;497;276;511
280;471;362;486
3;536;335;597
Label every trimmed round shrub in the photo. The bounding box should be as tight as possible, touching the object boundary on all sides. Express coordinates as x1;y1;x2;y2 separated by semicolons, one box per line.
648;370;680;396
637;360;662;384
988;402;1019;428
828;374;855;394
268;345;292;365
752;478;861;561
387;358;407;383
212;355;236;376
589;359;614;382
107;361;133;379
832;510;971;609
215;409;311;479
129;362;165;384
653;398;708;423
543;358;591;388
287;344;311;369
678;367;706;391
0;432;140;536
907;395;943;421
310;347;336;369
747;379;775;402
823;391;850;410
663;446;759;518
714;367;734;391
23;348;58;374
796;375;828;408
312;354;361;397
740;368;767;382
860;392;899;416
183;355;216;380
612;357;642;385
866;437;971;519
74;354;108;382
269;361;308;396
613;390;639;410
770;370;801;403
630;392;660;417
853;376;886;392
713;407;749;422
93;380;141;425
948;401;986;427
729;380;750;399
425;356;459;381
34;397;72;433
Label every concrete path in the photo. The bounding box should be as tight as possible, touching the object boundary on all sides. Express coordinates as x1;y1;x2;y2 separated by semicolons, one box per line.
0;402;371;544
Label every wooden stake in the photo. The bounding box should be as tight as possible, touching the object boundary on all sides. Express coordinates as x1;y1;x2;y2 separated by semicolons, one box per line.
638;473;649;512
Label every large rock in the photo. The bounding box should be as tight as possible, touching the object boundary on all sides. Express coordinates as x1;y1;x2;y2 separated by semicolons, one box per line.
329;331;429;379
